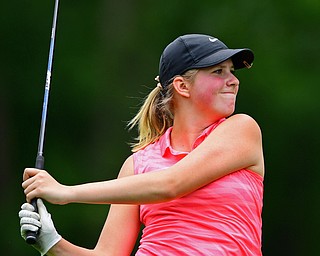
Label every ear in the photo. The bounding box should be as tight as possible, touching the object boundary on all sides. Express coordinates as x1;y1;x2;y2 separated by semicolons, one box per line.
172;76;190;98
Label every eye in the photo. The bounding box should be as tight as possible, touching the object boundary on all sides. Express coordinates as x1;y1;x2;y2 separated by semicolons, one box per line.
213;69;223;74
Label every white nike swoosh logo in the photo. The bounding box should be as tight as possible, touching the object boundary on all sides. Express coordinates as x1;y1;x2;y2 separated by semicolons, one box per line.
209;37;218;43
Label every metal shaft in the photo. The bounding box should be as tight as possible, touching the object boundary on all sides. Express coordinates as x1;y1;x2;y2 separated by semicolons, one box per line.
37;0;59;157
25;0;60;245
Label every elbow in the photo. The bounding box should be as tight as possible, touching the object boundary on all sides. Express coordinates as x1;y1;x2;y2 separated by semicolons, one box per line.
157;175;181;202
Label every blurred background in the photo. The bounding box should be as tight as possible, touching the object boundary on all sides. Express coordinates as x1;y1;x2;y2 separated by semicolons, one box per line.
1;0;319;255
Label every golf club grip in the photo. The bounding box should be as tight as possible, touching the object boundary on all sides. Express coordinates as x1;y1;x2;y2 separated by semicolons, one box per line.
25;155;45;244
25;199;39;244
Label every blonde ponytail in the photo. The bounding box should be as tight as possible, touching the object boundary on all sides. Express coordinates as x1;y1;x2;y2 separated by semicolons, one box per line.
128;84;174;152
128;70;198;152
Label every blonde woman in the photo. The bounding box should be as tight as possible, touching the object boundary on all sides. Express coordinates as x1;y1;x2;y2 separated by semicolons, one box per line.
20;34;264;255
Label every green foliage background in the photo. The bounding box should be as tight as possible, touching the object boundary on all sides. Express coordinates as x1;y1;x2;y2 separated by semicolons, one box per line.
1;0;319;255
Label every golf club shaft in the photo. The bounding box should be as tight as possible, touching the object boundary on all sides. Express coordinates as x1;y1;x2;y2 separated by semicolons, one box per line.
25;0;60;245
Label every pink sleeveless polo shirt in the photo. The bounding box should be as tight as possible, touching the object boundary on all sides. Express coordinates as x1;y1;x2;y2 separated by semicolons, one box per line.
133;119;263;255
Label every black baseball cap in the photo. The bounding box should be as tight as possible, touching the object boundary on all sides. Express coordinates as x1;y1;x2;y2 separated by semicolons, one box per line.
158;34;254;87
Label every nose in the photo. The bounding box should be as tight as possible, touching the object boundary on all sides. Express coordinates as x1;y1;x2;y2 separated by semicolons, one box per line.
226;72;239;87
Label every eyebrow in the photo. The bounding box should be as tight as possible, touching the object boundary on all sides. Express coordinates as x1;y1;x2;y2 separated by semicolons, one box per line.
211;64;235;70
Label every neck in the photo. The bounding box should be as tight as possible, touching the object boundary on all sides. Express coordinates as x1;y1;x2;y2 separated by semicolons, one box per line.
170;114;219;152
169;94;224;152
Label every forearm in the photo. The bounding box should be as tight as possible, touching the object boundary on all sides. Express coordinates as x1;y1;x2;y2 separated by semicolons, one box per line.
67;170;176;205
47;238;95;256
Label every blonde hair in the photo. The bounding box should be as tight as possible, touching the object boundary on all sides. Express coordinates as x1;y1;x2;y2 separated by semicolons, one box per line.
128;69;198;152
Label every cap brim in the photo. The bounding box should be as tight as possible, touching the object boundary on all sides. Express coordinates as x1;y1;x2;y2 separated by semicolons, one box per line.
188;48;254;70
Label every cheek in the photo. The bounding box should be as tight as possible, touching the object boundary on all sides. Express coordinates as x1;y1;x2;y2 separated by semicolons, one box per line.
193;86;216;105
200;91;216;104
193;79;220;102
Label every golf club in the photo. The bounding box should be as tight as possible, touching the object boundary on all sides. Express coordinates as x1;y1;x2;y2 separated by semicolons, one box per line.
25;0;60;244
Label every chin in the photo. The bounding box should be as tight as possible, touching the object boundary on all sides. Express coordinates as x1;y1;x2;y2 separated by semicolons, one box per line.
224;109;236;118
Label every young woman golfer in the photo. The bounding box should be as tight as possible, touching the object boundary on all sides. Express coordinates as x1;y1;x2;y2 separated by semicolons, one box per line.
20;34;264;255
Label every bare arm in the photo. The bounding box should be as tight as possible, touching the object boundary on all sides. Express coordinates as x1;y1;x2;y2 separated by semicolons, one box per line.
23;114;264;205
46;156;140;256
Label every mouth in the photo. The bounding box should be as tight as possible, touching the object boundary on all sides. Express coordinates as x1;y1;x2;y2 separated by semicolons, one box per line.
220;91;236;95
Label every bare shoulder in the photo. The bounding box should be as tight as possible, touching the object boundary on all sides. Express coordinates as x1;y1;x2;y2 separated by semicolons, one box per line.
117;155;134;178
217;114;262;139
227;113;261;130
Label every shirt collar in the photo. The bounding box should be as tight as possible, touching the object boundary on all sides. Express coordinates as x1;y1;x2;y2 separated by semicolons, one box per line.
159;118;226;157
